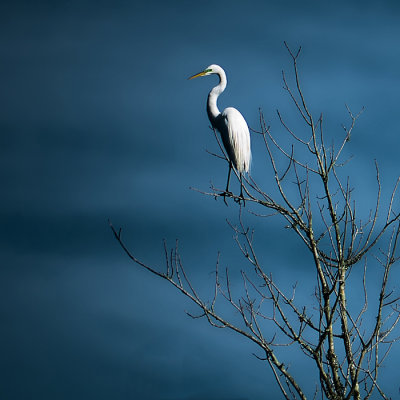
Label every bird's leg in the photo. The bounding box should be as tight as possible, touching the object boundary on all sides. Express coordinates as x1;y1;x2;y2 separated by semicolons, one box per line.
225;163;233;194
238;173;246;207
221;163;233;206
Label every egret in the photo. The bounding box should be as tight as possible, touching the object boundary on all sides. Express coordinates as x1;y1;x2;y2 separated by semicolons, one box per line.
189;64;251;197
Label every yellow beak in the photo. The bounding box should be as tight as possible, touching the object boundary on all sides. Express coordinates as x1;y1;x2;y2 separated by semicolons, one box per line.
188;71;207;80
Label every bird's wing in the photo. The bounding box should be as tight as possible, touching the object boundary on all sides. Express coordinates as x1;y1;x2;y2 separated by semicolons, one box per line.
221;107;251;173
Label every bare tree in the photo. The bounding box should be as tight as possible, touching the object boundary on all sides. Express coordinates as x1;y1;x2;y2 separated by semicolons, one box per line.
110;43;400;399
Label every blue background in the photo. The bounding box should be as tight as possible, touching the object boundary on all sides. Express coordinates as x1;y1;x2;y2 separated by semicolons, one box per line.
1;1;400;399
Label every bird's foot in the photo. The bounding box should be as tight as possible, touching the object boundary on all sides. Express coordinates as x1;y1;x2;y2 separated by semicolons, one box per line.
234;196;246;207
234;188;246;207
222;190;233;206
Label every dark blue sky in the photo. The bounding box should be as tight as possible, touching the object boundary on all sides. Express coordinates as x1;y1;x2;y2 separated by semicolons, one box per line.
1;1;400;399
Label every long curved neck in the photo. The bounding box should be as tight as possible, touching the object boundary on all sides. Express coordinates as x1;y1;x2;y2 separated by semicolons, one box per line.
207;69;227;125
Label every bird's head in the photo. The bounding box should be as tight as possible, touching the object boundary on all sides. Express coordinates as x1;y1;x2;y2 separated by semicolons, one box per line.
188;64;222;80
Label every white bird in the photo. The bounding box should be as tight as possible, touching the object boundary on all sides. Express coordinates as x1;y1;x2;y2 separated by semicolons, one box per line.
189;64;251;197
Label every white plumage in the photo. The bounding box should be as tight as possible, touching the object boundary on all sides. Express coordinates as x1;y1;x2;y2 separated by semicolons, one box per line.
220;107;251;173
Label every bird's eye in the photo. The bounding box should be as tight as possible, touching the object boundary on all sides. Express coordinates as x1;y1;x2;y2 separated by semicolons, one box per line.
205;69;212;73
